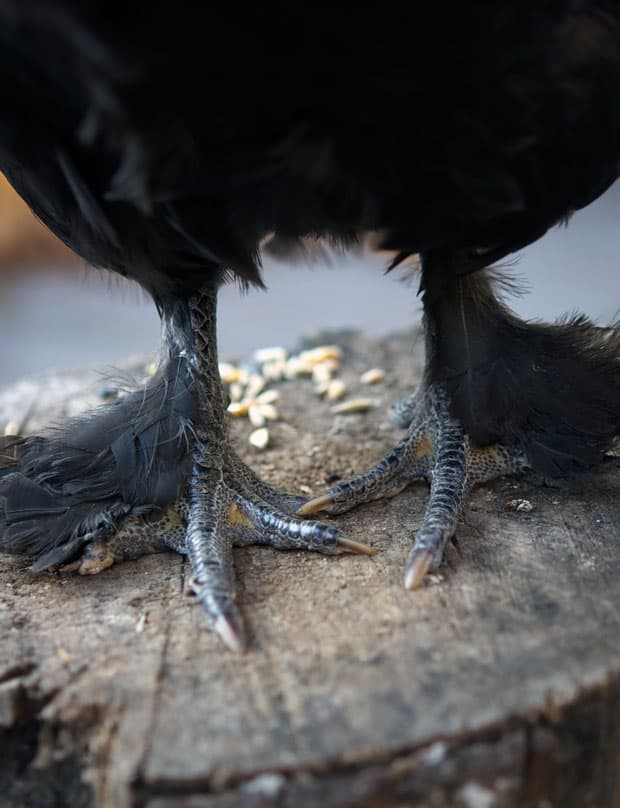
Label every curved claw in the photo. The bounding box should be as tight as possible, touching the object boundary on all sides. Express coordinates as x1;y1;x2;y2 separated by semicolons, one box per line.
296;493;334;517
336;536;375;556
404;549;433;590
213;611;248;653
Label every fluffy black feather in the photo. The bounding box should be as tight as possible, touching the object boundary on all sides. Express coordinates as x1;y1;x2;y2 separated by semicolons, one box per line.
422;257;620;474
3;4;620;297
0;344;196;567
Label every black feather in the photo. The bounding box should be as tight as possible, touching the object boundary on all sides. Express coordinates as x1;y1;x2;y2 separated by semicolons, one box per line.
0;3;619;567
422;260;620;474
0;347;197;566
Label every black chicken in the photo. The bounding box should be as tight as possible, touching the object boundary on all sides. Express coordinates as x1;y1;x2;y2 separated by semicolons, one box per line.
1;4;619;651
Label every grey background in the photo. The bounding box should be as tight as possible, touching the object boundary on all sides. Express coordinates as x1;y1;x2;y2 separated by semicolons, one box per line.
0;181;618;389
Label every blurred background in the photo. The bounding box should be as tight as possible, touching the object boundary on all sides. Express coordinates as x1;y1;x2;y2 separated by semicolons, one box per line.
0;172;618;389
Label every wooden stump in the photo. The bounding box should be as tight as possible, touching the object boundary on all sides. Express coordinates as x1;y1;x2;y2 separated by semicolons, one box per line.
1;330;619;808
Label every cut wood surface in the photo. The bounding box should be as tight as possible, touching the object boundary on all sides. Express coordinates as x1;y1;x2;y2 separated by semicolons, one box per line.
1;329;619;808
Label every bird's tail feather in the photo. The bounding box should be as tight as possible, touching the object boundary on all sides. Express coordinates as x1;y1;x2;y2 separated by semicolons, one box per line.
423;259;620;475
0;354;196;568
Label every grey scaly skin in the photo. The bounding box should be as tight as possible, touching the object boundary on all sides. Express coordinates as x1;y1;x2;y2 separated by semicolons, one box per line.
182;284;372;649
63;282;371;652
299;387;529;589
67;376;528;628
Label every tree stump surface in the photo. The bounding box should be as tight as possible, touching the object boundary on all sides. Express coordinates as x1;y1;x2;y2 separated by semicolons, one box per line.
1;329;619;808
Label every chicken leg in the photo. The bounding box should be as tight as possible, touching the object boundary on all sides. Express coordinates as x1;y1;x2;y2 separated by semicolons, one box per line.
0;280;371;652
301;251;620;587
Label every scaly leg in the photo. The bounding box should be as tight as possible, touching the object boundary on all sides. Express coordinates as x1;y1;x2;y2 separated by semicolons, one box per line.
300;249;619;589
300;386;528;588
51;282;371;652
